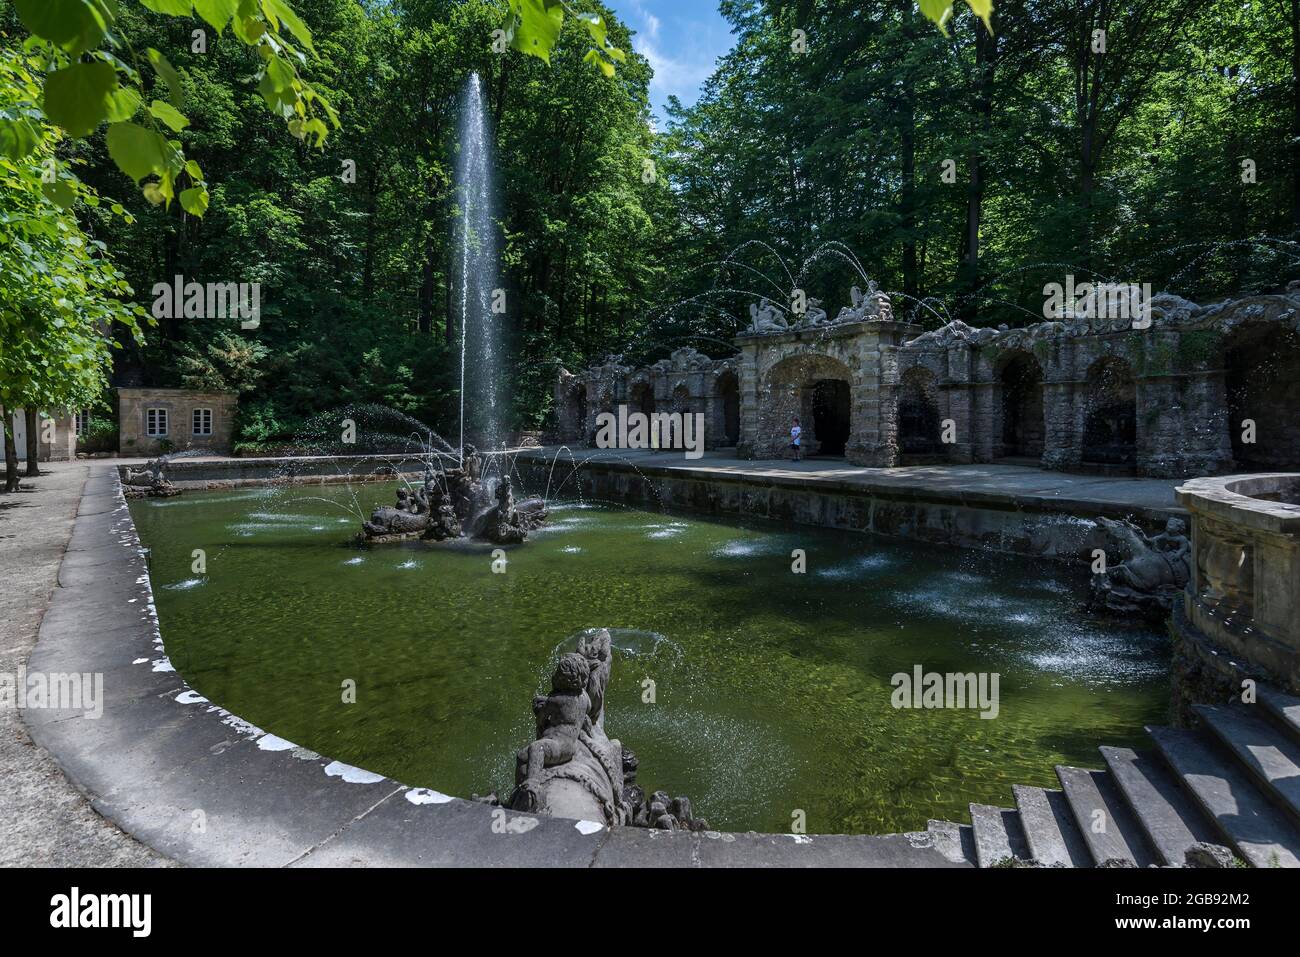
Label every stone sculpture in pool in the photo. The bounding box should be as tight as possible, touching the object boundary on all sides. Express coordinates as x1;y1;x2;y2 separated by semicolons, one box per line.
359;445;547;545
477;628;708;831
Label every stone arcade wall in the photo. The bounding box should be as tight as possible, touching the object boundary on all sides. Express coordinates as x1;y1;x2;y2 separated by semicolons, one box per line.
556;283;1300;478
553;348;738;451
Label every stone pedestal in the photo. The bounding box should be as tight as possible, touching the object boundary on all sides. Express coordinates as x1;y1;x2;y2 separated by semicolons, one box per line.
1172;474;1300;721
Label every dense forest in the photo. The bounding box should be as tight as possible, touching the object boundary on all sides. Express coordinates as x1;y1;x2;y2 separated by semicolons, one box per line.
4;0;1299;451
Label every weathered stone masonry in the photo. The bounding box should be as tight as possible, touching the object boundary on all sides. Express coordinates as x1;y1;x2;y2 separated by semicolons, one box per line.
556;284;1300;479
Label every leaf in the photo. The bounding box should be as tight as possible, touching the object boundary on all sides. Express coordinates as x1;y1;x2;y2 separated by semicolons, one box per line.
179;186;209;216
584;49;615;79
149;99;190;132
42;179;77;208
0;118;40;160
105;122;168;183
261;0;316;54
233;15;267;44
965;0;994;32
44;61;119;138
146;48;184;109
14;0;109;56
105;86;142;122
510;0;564;65
193;0;239;32
918;0;955;34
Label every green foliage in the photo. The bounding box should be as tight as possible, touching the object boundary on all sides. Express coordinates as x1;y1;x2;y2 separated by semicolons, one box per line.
0;43;143;425
78;415;120;453
500;1;626;76
919;0;992;35
11;0;340;213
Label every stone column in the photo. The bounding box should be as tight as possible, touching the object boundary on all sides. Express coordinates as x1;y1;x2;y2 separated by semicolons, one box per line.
735;341;760;459
942;344;974;463
847;320;921;467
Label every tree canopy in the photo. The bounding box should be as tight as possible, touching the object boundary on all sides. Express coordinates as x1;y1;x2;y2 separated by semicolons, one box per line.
1;0;1296;455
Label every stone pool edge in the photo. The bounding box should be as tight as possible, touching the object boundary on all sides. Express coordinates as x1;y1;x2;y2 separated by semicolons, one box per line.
23;467;966;868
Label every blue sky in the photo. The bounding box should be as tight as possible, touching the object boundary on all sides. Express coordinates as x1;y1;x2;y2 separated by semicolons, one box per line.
606;0;735;124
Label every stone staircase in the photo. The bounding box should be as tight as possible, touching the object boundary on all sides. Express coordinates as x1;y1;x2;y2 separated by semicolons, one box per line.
922;686;1300;868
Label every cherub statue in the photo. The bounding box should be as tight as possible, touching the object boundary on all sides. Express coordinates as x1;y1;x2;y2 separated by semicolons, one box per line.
748;298;789;334
514;654;592;799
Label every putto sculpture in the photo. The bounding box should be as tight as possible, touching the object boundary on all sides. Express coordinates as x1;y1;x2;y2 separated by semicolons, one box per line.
481;628;707;831
748;297;790;334
745;282;896;336
1090;517;1192;620
360;446;546;545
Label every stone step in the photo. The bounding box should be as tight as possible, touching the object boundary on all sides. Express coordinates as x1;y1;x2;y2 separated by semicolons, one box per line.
1257;686;1300;745
968;804;1029;868
926;819;976;865
1148;725;1300;868
1011;785;1091;867
1100;745;1220;867
1055;765;1157;867
1195;704;1300;826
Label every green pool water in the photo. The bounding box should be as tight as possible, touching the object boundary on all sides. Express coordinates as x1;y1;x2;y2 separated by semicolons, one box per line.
131;481;1170;835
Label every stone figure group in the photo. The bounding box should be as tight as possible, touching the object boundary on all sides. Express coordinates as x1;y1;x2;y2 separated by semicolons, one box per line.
123;458;180;499
746;281;895;336
493;627;707;832
360;445;547;545
1090;517;1192;620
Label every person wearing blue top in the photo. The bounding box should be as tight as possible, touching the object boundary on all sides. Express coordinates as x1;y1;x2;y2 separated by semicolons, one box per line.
789;416;802;462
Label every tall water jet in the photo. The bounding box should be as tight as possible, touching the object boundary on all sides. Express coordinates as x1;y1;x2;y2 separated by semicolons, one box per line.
454;73;503;452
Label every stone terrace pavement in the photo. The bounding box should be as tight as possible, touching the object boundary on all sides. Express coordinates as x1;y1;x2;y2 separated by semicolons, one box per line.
528;447;1187;517
0;460;168;867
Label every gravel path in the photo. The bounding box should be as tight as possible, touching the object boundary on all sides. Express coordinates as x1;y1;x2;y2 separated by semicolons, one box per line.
0;461;169;867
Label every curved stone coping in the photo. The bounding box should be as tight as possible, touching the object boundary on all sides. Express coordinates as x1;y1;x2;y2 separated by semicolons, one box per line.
24;467;963;868
1176;473;1300;533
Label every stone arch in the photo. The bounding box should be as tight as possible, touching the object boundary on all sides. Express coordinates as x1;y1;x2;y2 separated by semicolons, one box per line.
996;351;1045;460
1222;323;1300;470
762;353;854;457
591;385;615;444
897;366;941;458
1082;356;1137;467
569;383;588;443
716;369;740;447
630;379;655;417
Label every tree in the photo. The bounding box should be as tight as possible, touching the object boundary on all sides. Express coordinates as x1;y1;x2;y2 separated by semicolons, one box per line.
0;44;144;491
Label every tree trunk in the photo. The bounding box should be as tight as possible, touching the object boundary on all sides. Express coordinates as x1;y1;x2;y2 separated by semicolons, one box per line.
958;23;996;318
899;1;918;300
1;406;19;493
1292;0;1300;226
24;408;40;476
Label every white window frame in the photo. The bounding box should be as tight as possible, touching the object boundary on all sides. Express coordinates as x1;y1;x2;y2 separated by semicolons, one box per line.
75;410;89;436
146;408;169;437
192;407;213;436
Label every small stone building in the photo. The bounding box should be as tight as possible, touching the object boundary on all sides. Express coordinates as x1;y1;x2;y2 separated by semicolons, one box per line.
555;285;1300;479
117;388;237;456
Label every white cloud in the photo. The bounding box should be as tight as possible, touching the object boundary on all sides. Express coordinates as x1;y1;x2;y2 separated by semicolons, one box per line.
616;0;731;120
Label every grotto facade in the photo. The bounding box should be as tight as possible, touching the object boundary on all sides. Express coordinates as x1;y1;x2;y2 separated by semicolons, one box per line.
553;283;1300;479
